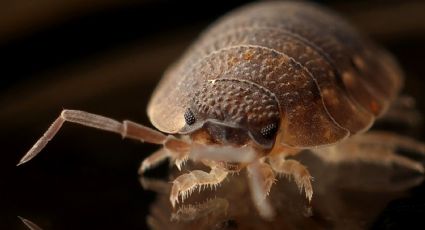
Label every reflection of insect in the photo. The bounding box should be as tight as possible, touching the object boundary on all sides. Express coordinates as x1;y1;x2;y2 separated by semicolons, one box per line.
19;1;425;219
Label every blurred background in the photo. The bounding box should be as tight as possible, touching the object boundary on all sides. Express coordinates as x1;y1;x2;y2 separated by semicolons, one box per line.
0;0;424;229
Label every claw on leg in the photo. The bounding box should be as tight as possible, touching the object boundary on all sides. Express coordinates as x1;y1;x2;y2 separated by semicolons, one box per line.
269;156;313;202
246;161;276;220
170;167;228;207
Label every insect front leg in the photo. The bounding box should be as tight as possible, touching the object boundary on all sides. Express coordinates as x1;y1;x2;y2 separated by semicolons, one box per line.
246;160;276;219
170;162;228;208
268;154;313;202
139;137;191;174
138;148;170;174
18;109;188;166
139;176;171;194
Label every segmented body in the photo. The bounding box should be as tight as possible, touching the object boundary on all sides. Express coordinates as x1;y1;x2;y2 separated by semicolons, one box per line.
148;1;403;148
18;1;424;221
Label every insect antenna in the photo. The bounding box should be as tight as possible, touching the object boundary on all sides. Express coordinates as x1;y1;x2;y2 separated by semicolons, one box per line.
17;109;171;166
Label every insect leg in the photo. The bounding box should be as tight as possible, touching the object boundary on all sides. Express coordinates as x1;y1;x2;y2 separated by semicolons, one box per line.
170;165;228;207
268;155;313;202
377;95;422;127
138;137;191;174
246;160;276;220
18;109;185;166
359;131;425;156
312;131;425;173
139;176;171;194
138;148;169;174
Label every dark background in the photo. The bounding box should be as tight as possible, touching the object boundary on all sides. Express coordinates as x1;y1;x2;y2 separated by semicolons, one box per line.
0;0;425;229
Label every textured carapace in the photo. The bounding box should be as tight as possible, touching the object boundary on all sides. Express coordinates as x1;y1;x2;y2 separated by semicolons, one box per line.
17;1;424;221
148;1;403;148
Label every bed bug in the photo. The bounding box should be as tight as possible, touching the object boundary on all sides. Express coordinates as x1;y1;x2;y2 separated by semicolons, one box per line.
18;1;425;219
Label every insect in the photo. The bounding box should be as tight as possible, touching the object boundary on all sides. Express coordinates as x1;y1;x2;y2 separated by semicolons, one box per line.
19;1;425;219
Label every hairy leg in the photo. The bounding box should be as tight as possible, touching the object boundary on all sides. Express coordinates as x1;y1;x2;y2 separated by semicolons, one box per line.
170;164;228;207
313;131;425;173
246;160;276;220
268;154;313;202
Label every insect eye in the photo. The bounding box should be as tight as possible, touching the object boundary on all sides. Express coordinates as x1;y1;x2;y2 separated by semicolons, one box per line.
184;109;196;125
260;123;278;139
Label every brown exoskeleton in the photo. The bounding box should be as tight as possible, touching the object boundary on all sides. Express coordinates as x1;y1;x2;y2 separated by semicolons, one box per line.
18;1;425;219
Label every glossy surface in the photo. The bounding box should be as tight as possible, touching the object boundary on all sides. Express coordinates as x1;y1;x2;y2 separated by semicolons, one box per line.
146;152;424;230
